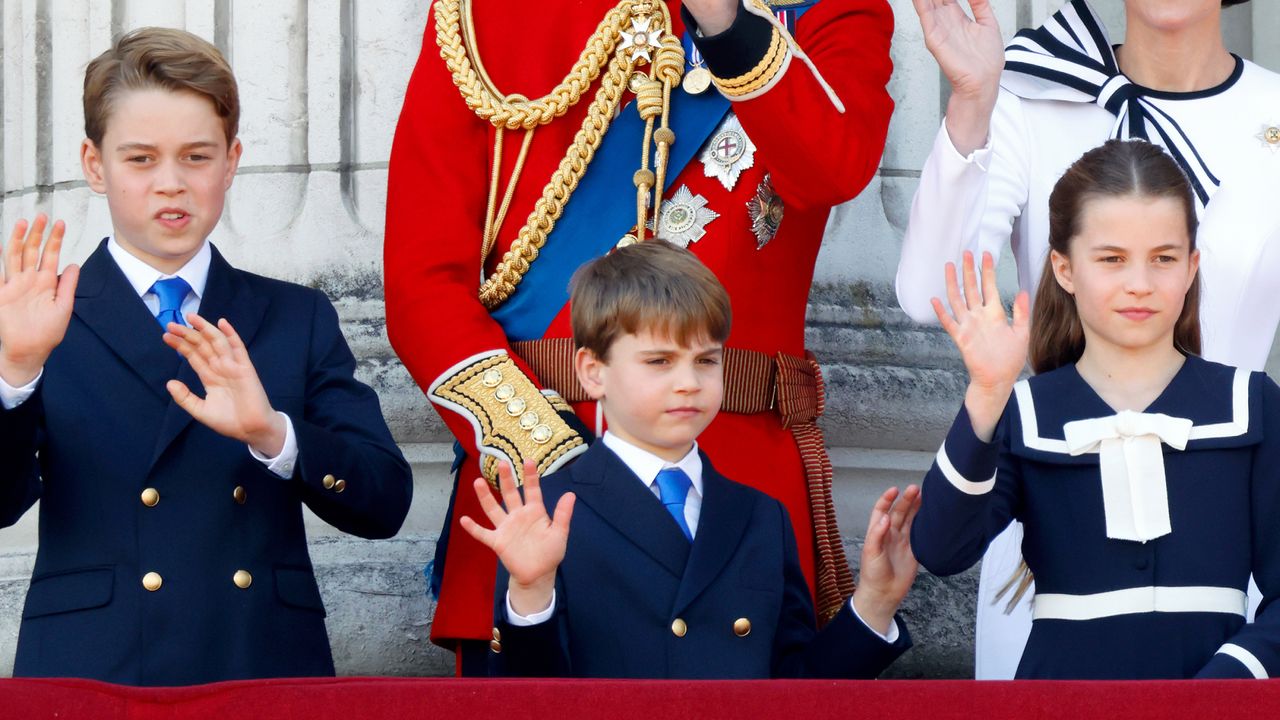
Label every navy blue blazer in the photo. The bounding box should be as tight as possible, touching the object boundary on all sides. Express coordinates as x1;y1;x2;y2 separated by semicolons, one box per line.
489;442;910;678
912;356;1280;679
0;241;412;685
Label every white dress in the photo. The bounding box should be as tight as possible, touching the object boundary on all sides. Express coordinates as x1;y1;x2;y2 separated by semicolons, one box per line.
896;57;1280;679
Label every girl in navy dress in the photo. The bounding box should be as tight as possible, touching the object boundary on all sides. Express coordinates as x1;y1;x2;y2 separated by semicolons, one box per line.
913;138;1280;679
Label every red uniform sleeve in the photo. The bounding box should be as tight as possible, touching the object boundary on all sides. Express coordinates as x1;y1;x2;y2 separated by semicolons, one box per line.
690;0;895;210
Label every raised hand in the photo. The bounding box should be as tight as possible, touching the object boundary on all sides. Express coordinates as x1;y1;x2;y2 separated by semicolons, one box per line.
912;0;1005;154
0;215;80;387
163;314;287;456
932;251;1029;440
852;485;922;636
460;459;575;616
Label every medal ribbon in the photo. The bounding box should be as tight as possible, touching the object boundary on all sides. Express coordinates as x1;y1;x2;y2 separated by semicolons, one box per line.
492;4;810;341
1002;0;1221;209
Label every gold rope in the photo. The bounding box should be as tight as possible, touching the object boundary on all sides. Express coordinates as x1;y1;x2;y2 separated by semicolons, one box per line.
436;0;683;309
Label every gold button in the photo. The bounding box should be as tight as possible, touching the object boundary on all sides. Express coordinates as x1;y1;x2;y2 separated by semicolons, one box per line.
492;627;502;642
489;640;502;654
494;383;516;402
142;572;163;591
519;411;540;430
233;570;253;589
322;474;336;490
671;618;687;638
233;486;247;504
140;488;160;507
481;368;503;387
334;478;347;493
505;397;527;416
733;618;751;637
530;424;553;444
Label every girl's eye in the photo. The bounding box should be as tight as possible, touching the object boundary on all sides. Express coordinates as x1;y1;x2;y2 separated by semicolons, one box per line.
1155;255;1178;263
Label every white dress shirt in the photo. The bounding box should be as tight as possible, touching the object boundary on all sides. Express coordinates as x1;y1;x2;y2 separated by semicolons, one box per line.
0;238;298;478
506;432;897;643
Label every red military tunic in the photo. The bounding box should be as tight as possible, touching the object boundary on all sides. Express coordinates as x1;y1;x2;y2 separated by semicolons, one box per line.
385;0;894;647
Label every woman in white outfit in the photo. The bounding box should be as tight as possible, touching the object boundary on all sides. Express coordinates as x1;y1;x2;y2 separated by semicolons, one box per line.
898;0;1280;679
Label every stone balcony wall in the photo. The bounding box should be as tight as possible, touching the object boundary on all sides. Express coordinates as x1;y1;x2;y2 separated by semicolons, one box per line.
1;0;1275;678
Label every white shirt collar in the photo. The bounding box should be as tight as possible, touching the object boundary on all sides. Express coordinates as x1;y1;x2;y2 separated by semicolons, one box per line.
106;237;211;301
601;431;703;496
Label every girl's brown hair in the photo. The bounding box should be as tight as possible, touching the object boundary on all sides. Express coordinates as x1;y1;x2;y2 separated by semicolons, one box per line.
1029;139;1202;374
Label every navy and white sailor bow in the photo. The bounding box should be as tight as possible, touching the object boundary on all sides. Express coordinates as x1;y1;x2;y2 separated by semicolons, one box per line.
1063;410;1193;543
1002;0;1219;209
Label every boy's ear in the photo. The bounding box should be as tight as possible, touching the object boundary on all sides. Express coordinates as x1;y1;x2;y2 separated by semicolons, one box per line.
574;346;606;401
1050;249;1074;295
224;138;243;189
81;139;107;193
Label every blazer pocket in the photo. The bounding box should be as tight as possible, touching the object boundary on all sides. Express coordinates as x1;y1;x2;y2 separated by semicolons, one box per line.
274;566;327;616
22;566;115;619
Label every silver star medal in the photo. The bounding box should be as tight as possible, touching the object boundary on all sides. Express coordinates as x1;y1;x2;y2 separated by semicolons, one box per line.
619;17;663;65
746;174;784;249
700;113;756;191
1258;122;1280;153
650;185;719;248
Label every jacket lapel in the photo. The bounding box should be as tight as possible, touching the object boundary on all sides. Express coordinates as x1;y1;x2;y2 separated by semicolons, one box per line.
149;245;269;468
673;454;753;613
569;444;691;579
72;241;181;403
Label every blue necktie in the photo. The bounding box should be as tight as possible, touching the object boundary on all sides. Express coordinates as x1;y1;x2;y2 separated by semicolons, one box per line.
655;467;693;542
150;277;191;329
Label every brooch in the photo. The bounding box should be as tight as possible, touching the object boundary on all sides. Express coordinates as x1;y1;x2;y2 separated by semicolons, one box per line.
746;174;783;249
700;113;756;191
651;185;719;248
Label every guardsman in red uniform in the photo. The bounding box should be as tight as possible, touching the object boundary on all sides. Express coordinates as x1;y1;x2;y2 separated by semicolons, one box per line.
385;0;894;674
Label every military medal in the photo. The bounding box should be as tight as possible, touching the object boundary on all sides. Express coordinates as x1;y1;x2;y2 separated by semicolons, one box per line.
620;17;663;65
1258;122;1280;153
700;113;756;191
682;45;712;95
650;185;719;248
746;174;784;249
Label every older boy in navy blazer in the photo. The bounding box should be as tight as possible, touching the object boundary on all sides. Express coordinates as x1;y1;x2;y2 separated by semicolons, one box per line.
461;241;919;678
0;28;412;685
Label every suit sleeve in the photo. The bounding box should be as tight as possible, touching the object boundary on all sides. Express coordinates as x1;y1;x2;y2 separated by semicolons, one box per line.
895;88;1033;323
384;19;586;482
287;291;413;539
771;499;911;678
0;385;44;527
1197;375;1280;679
489;559;573;677
910;400;1023;577
687;0;894;210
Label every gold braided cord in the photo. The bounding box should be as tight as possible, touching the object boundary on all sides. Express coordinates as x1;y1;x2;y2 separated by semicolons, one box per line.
438;0;683;309
437;0;631;130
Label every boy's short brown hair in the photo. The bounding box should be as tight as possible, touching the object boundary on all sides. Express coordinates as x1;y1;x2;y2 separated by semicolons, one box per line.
84;27;239;146
570;240;731;360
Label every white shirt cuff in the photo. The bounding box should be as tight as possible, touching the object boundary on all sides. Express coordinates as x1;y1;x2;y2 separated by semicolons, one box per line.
939;121;994;170
850;597;900;644
505;589;557;626
248;411;298;479
0;369;42;410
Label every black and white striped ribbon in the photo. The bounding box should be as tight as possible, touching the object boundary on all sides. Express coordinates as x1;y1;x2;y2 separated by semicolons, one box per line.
1002;0;1219;208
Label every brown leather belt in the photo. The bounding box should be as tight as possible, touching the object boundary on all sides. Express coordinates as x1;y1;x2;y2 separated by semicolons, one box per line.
511;338;854;625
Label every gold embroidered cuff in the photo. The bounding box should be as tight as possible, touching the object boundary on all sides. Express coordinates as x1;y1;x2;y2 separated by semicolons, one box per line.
429;352;587;487
711;24;789;98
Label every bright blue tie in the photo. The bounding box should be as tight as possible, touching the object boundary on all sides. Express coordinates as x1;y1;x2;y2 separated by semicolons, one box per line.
150;277;191;329
655;467;693;541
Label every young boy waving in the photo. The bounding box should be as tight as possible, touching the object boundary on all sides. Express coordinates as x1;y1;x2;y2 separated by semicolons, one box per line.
0;28;412;685
462;240;918;678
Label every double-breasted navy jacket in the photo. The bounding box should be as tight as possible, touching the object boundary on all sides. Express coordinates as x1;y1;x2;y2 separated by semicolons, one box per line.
488;442;911;678
912;355;1280;679
0;241;413;685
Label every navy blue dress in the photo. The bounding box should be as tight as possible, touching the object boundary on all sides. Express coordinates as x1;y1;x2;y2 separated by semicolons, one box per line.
912;355;1280;679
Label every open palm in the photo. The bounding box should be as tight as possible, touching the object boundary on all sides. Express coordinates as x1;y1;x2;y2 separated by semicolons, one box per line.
913;0;1005;100
932;251;1029;391
461;459;575;588
0;216;79;382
